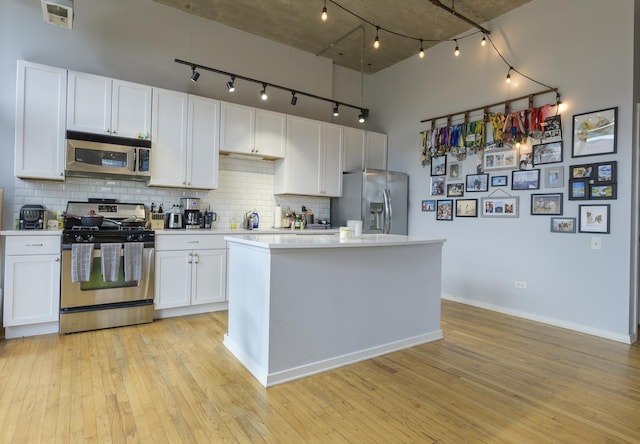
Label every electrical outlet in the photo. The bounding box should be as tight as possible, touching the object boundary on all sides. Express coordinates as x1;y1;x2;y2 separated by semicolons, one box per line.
591;237;602;250
514;281;527;289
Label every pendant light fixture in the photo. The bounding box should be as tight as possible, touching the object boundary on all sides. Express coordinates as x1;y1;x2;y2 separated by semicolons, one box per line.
373;26;380;49
481;34;487;47
321;0;327;21
454;39;460;56
418;40;425;59
506;67;513;84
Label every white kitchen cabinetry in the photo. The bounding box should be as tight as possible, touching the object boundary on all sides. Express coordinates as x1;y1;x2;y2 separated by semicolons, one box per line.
274;115;343;197
154;234;227;318
67;71;152;139
14;60;67;181
2;234;61;338
342;128;388;172
149;88;220;189
219;102;285;158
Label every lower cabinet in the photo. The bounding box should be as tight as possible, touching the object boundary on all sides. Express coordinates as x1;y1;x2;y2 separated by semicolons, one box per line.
2;234;61;338
154;234;227;316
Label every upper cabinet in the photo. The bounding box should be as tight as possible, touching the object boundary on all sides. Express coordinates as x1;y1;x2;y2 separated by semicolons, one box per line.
149;88;219;190
15;60;67;181
67;71;152;139
219;102;285;158
365;131;388;170
342;127;388;172
274;115;343;197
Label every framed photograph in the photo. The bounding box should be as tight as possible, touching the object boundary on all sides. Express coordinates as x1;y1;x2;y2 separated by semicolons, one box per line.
531;193;563;215
542;114;562;142
532;141;563;166
594;161;616;183
455;199;478;217
431;155;447;176
465;173;489;192
570;164;594;179
481;196;519;218
436;199;453;221
572;107;617;158
519;150;533;170
579;204;610;234
447;183;464;197
550;217;576;233
568;179;589;200
544;166;564;188
590;183;617;199
511;169;540;190
483;149;518;171
448;162;460;180
421;200;436;212
430;176;446;195
491;175;508;187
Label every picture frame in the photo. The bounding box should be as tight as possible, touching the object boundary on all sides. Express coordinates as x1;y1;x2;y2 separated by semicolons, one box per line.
430;176;446;196
542;114;562;143
431;155;447;176
511;169;540;190
455;199;478;217
572;107;617;158
570;163;594;179
531;193;563;215
590;183;617;200
543;166;564;188
465;173;489;192
483;149;518;171
421;200;436;212
579;204;610;234
550;217;576;233
491;175;508;187
481;196;519;218
448;162;460;180
568;179;589;200
446;183;464;197
593;161;616;183
436;199;454;221
532;141;563;166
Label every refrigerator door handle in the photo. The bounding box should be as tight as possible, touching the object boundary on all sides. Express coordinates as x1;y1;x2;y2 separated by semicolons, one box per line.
383;189;392;234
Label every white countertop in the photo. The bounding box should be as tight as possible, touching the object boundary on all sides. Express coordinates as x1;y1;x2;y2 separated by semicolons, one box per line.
224;233;446;249
156;227;337;235
1;229;63;236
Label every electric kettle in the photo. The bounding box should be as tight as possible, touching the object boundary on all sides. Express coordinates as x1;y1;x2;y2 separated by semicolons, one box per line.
167;212;183;229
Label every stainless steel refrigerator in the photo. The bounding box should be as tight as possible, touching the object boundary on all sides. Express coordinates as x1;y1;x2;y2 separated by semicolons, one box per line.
331;169;409;235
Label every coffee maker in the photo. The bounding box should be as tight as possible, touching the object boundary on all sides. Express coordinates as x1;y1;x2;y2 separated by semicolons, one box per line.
180;197;201;230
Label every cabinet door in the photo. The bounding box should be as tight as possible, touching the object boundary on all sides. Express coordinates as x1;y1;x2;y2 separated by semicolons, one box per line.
67;71;111;134
187;95;220;189
366;131;388;170
255;109;286;158
111;79;152;139
343;127;366;172
3;254;61;326
154;250;192;309
219;102;255;154
149;88;188;187
321;123;343;197
191;249;227;305
15;60;67;180
276;115;322;196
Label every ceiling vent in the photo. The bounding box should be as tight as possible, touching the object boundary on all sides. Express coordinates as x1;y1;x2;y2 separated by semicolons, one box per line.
41;0;73;30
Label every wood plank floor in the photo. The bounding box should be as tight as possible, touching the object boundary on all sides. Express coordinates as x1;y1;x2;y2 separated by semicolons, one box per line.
0;300;639;443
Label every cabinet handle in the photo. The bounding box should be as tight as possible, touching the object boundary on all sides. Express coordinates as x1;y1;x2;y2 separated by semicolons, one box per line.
54;257;60;262
187;241;199;244
193;253;199;264
59;172;64;177
25;243;44;247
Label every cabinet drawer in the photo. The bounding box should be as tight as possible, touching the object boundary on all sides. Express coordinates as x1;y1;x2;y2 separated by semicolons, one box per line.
155;234;226;251
5;235;61;255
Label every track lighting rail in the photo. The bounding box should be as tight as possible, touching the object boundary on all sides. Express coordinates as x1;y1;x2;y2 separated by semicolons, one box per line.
175;58;369;122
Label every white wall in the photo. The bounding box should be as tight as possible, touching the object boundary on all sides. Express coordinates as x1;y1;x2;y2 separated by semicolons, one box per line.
368;0;637;342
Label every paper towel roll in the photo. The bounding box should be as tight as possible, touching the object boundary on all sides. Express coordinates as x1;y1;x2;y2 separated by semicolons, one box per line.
273;206;282;228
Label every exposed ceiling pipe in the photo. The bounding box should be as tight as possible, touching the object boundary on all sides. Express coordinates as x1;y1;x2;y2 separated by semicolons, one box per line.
428;0;491;35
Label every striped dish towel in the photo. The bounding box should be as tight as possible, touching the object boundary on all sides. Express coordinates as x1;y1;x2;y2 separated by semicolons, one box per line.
124;242;144;282
71;243;94;282
100;243;121;282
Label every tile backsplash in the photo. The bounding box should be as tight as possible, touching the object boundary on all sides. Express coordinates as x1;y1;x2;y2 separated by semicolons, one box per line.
12;156;330;229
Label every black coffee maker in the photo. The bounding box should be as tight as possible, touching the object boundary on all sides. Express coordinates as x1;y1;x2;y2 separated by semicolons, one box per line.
180;197;201;230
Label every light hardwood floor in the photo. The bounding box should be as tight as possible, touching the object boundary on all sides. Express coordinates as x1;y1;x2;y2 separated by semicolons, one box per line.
0;300;638;443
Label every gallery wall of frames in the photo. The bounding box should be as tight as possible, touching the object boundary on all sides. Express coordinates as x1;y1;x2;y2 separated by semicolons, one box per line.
420;104;617;235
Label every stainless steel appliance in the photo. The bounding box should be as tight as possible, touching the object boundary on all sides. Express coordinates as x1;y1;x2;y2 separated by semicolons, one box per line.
66;131;151;181
180;197;201;230
167;211;183;229
19;204;46;229
331;169;409;235
60;201;154;334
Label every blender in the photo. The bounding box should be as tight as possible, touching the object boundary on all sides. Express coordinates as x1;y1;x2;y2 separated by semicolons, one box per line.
180;197;201;230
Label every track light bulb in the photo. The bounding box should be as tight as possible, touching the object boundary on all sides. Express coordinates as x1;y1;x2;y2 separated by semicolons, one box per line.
260;84;268;101
226;76;235;92
333;104;339;117
358;109;368;124
419;41;424;59
373;27;380;49
190;67;200;82
481;35;487;46
321;1;327;21
454;40;460;56
291;92;297;106
506;67;513;84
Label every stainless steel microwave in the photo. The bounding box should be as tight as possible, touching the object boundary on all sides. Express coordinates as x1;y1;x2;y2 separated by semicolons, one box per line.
65;131;151;181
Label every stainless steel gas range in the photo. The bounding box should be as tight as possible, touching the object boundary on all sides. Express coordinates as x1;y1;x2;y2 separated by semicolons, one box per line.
60;201;154;334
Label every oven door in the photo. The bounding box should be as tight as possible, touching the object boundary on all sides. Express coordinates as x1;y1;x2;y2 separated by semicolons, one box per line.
61;246;154;308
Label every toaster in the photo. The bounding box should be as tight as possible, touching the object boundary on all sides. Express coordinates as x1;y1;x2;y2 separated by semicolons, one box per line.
19;204;46;230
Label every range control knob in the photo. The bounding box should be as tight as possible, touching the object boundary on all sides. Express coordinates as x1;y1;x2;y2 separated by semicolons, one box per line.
75;235;83;243
87;235;95;243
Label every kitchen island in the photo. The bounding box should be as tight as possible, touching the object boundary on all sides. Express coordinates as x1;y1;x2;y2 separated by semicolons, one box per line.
223;233;446;387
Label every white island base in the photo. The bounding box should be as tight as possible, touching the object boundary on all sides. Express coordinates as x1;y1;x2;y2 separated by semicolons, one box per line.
223;234;446;387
